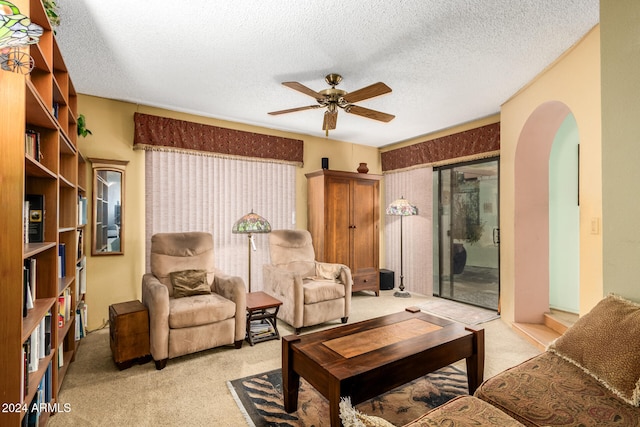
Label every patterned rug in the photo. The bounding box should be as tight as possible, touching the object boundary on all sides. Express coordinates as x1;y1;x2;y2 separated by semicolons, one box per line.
418;298;500;325
227;365;468;426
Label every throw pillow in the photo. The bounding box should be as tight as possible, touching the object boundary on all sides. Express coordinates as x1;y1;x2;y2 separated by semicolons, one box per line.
548;294;640;406
315;263;342;281
170;269;212;298
339;397;396;427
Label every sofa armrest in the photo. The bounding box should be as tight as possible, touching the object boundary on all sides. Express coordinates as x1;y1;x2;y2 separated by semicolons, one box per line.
263;264;304;329
142;273;170;361
213;269;247;341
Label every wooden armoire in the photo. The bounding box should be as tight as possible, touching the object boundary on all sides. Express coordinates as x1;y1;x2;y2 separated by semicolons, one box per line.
306;169;381;295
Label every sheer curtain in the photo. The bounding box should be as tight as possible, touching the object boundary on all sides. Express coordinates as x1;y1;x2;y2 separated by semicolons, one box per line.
145;150;295;291
384;167;433;296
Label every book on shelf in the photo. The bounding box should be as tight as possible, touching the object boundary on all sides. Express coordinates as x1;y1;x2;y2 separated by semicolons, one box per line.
77;195;88;225
21;342;28;402
28;258;36;300
23;266;29;317
58;243;66;278
44;361;53;405
81;266;87;294
26;390;41;427
23;258;37;315
38;316;45;359
25;194;44;243
75;265;81;303
44;311;52;356
25;284;34;311
24;129;41;162
28;329;39;373
25;361;51;427
65;288;71;322
58;287;72;328
81;303;88;333
76;228;84;259
58;296;65;328
25;257;36;299
75;301;87;340
76;257;87;296
23;200;29;244
57;342;64;368
25;311;52;375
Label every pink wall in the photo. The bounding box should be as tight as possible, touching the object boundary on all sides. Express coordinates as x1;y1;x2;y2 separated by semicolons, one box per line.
514;102;571;323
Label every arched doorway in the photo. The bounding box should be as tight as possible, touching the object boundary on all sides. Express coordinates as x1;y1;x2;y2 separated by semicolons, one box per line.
549;114;580;313
513;101;580;322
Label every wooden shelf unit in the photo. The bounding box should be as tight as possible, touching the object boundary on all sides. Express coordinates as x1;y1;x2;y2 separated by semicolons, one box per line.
0;1;86;425
306;169;381;296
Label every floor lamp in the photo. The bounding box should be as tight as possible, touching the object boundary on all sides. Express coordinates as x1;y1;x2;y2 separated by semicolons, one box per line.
386;197;418;298
232;210;271;293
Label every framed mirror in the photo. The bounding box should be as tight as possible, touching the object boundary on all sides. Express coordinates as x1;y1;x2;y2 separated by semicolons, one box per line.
89;158;128;255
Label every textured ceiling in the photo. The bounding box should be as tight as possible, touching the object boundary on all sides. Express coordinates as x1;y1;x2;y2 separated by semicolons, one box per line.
55;0;599;147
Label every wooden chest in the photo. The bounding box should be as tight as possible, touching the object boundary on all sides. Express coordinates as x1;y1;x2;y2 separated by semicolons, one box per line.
109;300;151;369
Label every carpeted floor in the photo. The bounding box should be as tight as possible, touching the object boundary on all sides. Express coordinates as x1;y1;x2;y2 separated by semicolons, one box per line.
47;291;540;426
228;366;468;427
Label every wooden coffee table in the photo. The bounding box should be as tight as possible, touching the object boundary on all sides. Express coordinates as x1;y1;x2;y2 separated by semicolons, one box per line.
282;308;484;427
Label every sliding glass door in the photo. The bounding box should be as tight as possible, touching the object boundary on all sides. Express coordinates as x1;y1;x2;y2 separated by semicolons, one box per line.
433;159;500;311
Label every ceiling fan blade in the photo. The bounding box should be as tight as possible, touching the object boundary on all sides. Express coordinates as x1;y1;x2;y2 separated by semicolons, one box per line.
342;82;392;104
345;105;395;122
282;81;325;100
268;105;321;115
322;110;338;131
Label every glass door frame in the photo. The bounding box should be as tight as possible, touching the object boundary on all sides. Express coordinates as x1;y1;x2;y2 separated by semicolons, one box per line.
433;157;500;311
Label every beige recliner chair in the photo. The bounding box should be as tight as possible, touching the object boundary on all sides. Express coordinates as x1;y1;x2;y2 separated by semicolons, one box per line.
262;229;352;334
142;232;246;370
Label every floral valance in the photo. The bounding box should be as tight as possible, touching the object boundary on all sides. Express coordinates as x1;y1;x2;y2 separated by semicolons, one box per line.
133;112;304;165
381;122;500;171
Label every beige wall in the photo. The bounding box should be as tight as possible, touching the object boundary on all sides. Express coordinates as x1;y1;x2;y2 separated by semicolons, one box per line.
79;7;640;329
77;97;379;329
601;0;640;301
500;26;602;323
77;98;145;329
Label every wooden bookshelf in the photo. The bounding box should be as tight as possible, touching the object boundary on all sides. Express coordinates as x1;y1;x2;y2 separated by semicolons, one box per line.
0;1;86;425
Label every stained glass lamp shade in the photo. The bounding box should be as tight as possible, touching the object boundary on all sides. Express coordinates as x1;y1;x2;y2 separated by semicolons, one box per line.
0;1;43;49
386;197;418;297
232;210;271;292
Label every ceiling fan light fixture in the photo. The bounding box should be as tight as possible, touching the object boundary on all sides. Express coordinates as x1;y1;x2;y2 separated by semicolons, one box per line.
268;73;394;134
325;73;343;87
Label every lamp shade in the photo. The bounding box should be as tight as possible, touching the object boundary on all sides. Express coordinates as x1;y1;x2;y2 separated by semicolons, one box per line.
386;197;418;216
232;211;272;234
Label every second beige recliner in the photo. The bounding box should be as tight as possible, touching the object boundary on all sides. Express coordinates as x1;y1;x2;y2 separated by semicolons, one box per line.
262;229;352;334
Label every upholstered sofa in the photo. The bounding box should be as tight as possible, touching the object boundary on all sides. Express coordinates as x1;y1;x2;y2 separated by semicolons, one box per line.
341;294;640;427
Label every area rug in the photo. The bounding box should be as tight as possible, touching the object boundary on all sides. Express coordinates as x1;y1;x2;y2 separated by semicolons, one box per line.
227;365;467;426
418;298;500;325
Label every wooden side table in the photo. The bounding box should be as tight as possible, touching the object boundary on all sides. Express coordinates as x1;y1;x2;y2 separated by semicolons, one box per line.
109;300;151;370
246;292;283;346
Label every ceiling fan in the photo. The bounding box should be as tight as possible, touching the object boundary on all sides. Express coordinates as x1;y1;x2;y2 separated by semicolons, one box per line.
268;73;395;136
